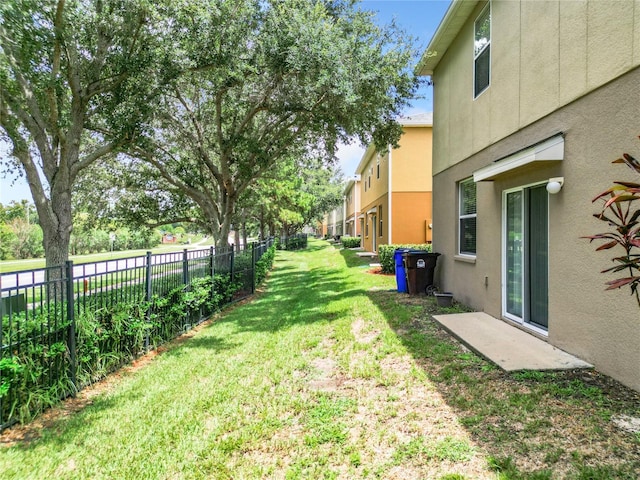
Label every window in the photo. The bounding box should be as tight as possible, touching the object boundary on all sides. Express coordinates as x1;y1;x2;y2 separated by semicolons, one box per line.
365;219;369;237
378;205;383;235
474;4;490;97
376;156;380;179
459;178;477;255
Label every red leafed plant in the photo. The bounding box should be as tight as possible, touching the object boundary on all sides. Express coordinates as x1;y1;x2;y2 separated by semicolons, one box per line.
585;136;640;306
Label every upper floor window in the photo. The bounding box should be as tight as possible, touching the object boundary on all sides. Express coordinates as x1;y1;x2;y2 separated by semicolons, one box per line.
474;4;491;98
376;155;380;179
459;178;477;255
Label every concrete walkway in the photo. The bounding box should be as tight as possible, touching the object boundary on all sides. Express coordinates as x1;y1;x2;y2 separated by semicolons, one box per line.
433;312;593;371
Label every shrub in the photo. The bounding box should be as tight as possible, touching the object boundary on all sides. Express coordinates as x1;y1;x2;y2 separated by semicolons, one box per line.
378;243;432;274
341;236;361;248
255;245;276;285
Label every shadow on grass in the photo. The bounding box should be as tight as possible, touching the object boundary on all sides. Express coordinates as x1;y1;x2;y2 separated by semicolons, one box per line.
365;288;640;478
193;241;367;337
162;335;239;357
338;248;376;269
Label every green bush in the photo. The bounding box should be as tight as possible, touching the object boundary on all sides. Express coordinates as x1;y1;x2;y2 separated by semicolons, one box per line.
341;236;361;248
378;243;432;274
255;245;276;285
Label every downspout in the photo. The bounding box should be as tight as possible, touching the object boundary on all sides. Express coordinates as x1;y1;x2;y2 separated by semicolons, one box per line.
388;145;393;244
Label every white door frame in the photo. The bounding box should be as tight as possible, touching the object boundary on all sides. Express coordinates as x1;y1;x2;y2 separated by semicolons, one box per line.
501;181;549;336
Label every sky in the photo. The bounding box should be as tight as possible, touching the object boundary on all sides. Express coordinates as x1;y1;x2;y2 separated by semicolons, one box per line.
0;0;451;205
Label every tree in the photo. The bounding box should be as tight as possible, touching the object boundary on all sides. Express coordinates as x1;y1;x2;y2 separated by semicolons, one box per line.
119;0;419;249
0;0;170;267
238;157;344;238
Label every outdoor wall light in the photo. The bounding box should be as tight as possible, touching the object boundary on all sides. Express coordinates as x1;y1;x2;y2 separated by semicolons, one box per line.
546;177;564;194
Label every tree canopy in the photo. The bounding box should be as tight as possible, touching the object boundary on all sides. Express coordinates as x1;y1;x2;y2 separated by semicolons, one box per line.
119;0;420;247
0;0;173;265
1;0;423;259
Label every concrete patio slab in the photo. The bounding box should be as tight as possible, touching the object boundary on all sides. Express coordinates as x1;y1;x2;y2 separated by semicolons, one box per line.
433;312;593;372
356;252;377;258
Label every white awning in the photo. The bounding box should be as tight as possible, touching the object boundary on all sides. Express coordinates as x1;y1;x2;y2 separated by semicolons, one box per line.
473;135;564;182
366;207;377;214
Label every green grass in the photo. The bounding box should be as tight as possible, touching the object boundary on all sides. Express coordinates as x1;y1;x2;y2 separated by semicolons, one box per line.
1;238;639;479
0;239;214;273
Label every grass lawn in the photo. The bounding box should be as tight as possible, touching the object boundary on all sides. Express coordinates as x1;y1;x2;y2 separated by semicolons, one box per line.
0;238;214;273
1;238;639;479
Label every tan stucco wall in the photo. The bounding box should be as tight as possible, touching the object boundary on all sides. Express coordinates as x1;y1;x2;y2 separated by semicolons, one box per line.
391;192;433;244
432;67;640;391
344;180;361;236
433;0;640;175
361;195;388;252
359;152;389;209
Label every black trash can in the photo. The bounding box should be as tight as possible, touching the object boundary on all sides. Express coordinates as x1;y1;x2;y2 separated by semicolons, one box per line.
403;251;440;295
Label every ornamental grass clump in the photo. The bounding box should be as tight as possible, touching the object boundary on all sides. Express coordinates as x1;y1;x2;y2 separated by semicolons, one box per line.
585;135;640;306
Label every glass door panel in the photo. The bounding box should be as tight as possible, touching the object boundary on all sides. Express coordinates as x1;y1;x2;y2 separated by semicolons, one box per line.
506;191;523;318
504;185;549;331
527;185;548;328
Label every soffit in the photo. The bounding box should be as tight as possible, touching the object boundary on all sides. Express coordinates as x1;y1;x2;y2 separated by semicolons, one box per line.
473;135;565;182
416;0;480;76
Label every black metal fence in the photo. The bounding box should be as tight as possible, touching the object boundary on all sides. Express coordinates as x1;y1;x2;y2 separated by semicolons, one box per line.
0;239;275;430
278;233;308;250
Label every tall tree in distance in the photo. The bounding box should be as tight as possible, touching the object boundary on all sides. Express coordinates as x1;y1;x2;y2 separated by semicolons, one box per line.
0;0;169;266
121;0;420;248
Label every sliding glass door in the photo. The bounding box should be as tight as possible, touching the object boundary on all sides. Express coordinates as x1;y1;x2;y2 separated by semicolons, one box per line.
504;184;548;331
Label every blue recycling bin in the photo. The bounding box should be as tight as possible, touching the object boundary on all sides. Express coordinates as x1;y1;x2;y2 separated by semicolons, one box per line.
394;249;410;293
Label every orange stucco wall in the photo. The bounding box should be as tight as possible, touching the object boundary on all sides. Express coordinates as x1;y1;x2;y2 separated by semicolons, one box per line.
391;192;433;244
355;124;433;252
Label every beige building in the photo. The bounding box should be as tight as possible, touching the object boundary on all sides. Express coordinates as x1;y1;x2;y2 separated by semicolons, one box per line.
356;113;434;253
326;205;344;238
418;0;640;391
344;176;362;237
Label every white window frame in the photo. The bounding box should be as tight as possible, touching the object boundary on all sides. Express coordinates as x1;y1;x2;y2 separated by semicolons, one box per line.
458;178;477;257
473;3;491;98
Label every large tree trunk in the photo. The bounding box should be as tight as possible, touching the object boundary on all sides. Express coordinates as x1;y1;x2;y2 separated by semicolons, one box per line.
259;206;265;240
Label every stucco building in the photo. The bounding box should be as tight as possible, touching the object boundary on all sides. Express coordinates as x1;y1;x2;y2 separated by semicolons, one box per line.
418;0;640;391
356;113;434;253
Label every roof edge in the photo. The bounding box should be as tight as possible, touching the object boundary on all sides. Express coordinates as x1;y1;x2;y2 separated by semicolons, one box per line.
416;0;480;77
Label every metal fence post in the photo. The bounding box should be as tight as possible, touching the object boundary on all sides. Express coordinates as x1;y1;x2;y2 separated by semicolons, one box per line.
145;251;152;351
230;244;235;283
182;249;189;287
251;242;257;294
65;261;77;393
209;246;215;300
